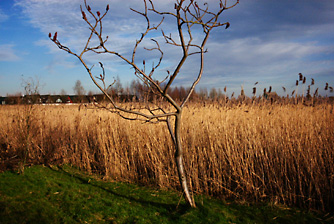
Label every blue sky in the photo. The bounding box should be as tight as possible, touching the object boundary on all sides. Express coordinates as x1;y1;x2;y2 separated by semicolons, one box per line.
0;0;333;97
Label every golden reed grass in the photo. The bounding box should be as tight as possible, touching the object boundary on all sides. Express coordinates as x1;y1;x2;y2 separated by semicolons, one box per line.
0;102;333;211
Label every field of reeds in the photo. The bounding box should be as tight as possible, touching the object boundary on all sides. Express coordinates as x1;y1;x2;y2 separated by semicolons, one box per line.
0;101;333;212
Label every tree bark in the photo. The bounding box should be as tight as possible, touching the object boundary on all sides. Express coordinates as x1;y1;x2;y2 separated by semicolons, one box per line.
174;112;196;207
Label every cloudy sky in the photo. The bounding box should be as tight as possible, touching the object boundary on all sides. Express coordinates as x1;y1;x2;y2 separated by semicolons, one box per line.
0;0;333;97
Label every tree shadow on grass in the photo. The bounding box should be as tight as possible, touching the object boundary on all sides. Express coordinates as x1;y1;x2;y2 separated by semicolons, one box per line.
49;165;192;222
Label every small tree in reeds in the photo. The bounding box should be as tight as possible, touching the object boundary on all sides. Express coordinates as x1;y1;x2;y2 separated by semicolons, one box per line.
18;76;41;173
50;0;239;207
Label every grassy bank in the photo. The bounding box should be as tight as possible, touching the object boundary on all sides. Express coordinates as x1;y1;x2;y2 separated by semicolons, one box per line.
1;165;331;224
1;103;333;211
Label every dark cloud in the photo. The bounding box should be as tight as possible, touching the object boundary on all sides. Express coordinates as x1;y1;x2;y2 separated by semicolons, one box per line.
215;0;334;41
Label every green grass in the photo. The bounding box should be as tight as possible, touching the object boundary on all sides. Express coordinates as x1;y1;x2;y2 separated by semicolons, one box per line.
0;165;332;224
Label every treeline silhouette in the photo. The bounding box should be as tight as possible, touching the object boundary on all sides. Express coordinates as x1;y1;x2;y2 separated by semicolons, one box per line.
2;74;333;106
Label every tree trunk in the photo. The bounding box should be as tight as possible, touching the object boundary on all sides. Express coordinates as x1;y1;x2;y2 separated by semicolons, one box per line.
174;113;196;207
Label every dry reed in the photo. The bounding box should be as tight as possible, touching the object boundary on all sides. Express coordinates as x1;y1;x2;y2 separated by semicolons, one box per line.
0;102;333;211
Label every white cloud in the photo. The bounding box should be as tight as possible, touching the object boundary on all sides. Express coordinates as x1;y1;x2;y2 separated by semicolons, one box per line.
0;8;9;23
208;38;333;67
0;44;20;61
15;0;171;66
169;36;334;95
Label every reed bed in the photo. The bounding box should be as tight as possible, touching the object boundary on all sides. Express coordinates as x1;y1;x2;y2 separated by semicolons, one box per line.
0;102;333;211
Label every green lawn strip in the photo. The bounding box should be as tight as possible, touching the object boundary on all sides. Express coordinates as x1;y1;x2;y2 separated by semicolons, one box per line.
0;165;331;224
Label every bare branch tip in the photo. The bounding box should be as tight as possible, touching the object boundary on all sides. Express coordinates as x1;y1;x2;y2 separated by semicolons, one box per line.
82;11;87;20
225;22;230;29
52;32;57;41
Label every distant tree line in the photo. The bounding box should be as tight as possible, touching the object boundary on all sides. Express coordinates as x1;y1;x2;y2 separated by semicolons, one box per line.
2;74;333;106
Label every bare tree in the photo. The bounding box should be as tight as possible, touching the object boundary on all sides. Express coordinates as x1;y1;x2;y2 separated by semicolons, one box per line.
108;75;123;99
50;0;239;207
19;76;42;173
21;76;41;104
73;80;86;96
60;89;67;95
